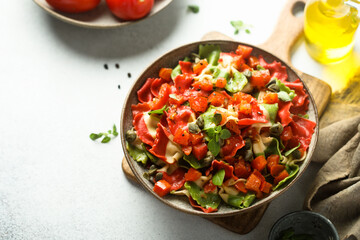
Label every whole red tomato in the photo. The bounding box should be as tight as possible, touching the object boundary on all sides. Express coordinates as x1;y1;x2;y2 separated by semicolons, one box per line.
46;0;101;13
106;0;154;20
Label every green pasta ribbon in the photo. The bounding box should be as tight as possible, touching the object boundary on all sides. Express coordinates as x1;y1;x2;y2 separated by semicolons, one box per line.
184;182;221;210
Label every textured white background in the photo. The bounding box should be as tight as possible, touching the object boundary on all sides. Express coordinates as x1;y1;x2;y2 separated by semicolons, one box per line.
0;0;359;239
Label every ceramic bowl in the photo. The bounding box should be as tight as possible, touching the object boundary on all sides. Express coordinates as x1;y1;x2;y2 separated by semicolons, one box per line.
268;211;339;240
120;40;319;217
33;0;173;29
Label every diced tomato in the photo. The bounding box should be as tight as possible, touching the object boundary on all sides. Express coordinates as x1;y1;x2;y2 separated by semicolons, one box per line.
252;169;266;182
270;165;285;177
236;45;253;59
232;55;246;70
226;120;240;134
234;181;248;193
192;143;208;160
179;61;193;74
189;132;203;145
262;92;279;104
274;169;289;185
208;91;226;107
153;180;171;197
159;68;172;81
234;159;252;179
193;59;208;75
182;146;192;156
232;92;254;104
251;155;267;172
189;95;208;113
267;155;280;171
245;172;262;192
173;128;190;146
248;56;260;69
281;126;293;141
184;168;202;182
215;77;227;88
168;93;186;105
239;63;252;72
260;181;272;194
250;70;271;88
192;79;213;92
203;180;217;193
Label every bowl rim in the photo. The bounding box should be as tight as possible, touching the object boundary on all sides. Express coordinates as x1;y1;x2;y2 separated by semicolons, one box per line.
120;39;319;217
268;210;340;239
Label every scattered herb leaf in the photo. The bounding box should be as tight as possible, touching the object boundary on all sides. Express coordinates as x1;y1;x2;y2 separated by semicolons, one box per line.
212;169;225;186
188;5;199;13
148;105;168;115
220;129;231;140
230;20;252;35
90;124;119;143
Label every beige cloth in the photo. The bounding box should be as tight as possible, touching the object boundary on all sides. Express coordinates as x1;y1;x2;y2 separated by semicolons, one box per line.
304;115;360;240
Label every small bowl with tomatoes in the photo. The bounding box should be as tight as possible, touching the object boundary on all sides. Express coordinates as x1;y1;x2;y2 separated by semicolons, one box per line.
121;40;319;217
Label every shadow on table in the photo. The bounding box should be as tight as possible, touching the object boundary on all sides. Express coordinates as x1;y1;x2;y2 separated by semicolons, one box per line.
44;0;180;60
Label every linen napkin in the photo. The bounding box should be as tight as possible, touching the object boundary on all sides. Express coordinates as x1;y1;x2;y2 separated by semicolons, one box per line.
304;115;360;240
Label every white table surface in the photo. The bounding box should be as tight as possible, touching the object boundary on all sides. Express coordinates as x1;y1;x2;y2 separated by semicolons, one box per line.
1;0;359;239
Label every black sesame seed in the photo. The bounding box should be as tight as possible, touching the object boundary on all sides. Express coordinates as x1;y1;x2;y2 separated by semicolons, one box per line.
115;63;120;69
104;64;108;70
118;85;121;89
128;73;132;78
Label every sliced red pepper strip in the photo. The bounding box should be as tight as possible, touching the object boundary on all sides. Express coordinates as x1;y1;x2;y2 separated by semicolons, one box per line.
258;55;288;82
151;78;169;98
137;78;156;103
148;124;170;163
133;113;154;146
174;74;194;94
220;135;245;159
161;168;186;191
150;83;171;110
285;79;309;115
278;101;293;126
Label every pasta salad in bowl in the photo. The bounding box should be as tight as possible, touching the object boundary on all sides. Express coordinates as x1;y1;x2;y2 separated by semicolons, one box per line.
121;41;318;216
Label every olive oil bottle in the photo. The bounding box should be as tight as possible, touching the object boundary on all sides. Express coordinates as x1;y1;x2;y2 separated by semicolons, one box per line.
304;0;359;63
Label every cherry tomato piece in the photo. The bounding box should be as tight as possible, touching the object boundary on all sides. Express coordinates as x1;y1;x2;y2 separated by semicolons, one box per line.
46;0;100;13
106;0;154;20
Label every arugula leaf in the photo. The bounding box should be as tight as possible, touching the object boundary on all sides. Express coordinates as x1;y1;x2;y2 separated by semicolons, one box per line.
230;20;252;35
260;103;279;124
225;70;248;93
264;138;282;158
276;79;296;102
187;5;199;13
148;105;168;115
126;141;148;164
273;164;300;191
184;182;221;210
212;169;225;186
171;57;190;80
227;193;255;208
284;143;301;157
198;44;221;66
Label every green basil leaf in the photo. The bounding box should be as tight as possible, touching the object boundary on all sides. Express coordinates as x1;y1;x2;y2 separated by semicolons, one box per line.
225;71;248;93
126;141;148;165
112;124;118;137
260;103;279;124
208;138;220;156
220;129;231;139
184;182;221;210
148;105;168;115
187;5;199;13
276;79;296;102
183;154;203;169
212;169;225;186
90;133;102;141
273;164;300;191
198;44;221;66
284;143;301;157
101;136;111;143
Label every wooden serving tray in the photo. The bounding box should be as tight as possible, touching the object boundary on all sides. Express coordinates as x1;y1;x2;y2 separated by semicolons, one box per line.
122;0;331;234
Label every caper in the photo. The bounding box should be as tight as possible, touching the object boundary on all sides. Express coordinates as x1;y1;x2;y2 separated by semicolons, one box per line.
188;122;201;134
143;172;150;180
270;122;284;137
155;172;163;182
266;79;280;92
202;151;215;166
244;150;253;162
125;128;137;143
148;165;157;176
243;69;252;78
265;79;277;88
196;116;204;129
292;149;301;159
244;138;252;150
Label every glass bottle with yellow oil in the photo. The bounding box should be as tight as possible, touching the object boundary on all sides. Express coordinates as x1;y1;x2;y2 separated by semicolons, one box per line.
304;0;359;63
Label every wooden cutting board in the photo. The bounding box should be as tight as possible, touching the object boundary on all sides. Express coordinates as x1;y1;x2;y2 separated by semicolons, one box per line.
122;0;331;234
